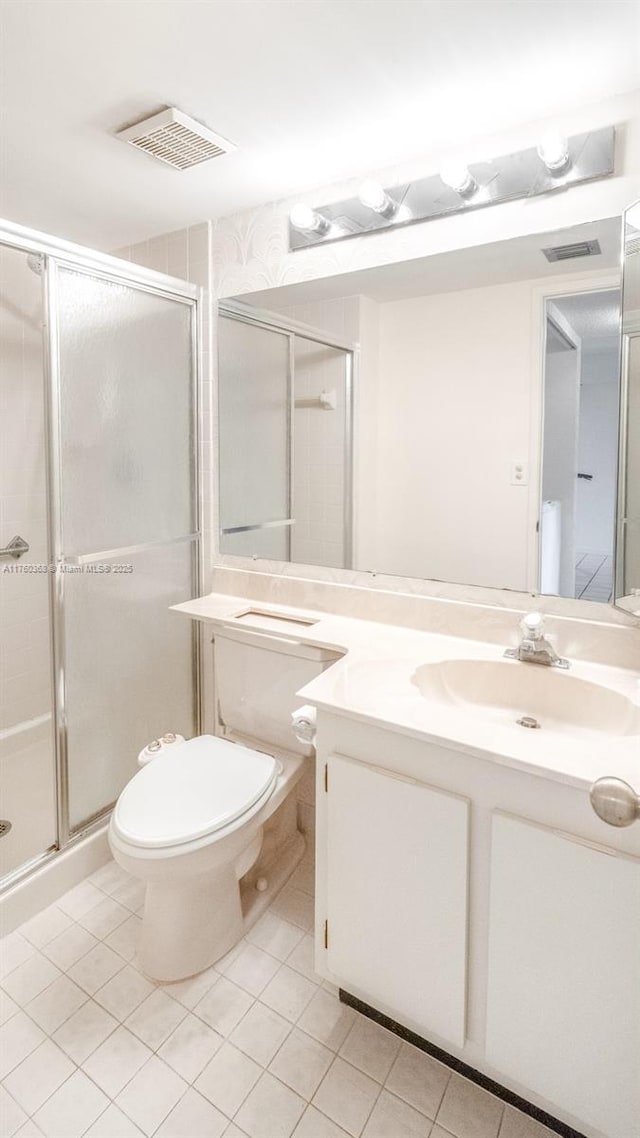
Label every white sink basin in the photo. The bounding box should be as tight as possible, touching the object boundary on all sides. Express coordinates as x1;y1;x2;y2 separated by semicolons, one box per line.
411;658;640;739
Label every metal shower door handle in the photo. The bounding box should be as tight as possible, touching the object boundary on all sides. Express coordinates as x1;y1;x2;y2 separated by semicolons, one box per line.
590;777;640;827
0;535;29;559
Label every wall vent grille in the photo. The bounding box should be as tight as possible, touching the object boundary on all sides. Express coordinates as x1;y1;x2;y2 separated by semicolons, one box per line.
542;239;602;263
116;107;236;170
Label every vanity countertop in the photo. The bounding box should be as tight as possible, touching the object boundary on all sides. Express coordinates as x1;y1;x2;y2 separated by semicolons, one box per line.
173;592;640;793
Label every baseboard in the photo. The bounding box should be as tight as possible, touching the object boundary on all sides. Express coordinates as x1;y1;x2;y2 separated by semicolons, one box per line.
339;989;587;1138
1;825;111;933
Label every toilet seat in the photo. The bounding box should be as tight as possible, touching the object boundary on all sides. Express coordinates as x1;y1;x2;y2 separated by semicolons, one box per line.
113;735;278;850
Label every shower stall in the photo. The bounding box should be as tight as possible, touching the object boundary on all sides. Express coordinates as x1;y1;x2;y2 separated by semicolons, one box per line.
0;221;201;896
218;301;354;569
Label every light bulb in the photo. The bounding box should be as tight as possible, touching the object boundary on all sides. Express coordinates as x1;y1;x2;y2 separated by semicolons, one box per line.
289;204;330;235
439;161;477;197
537;133;570;173
358;179;397;218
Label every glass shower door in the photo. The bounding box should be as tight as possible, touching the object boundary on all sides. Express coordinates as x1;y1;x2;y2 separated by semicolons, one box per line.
52;266;199;834
218;314;292;559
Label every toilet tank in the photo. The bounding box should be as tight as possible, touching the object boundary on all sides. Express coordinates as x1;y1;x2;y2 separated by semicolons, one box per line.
213;626;341;755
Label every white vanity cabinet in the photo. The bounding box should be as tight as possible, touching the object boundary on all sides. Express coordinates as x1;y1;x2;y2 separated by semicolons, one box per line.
324;753;469;1047
486;812;640;1138
315;713;640;1138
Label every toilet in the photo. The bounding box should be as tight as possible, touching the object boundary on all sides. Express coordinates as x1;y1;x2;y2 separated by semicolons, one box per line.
109;626;339;981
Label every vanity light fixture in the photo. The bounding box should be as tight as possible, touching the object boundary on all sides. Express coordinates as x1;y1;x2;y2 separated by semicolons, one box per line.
288;126;614;252
358;179;399;218
536;132;571;174
289;204;331;235
439;161;478;197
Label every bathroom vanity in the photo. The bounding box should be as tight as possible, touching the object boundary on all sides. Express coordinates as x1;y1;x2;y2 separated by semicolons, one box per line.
174;593;640;1138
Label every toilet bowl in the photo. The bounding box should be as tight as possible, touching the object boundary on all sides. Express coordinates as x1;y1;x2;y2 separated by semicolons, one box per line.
109;734;299;981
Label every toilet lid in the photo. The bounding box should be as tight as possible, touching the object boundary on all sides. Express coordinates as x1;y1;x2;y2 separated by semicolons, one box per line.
114;735;278;849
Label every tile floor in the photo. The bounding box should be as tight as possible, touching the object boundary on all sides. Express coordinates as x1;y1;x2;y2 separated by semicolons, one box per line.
574;552;613;602
1;854;557;1138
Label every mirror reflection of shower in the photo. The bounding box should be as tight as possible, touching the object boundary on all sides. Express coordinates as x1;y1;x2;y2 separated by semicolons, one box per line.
540;289;621;601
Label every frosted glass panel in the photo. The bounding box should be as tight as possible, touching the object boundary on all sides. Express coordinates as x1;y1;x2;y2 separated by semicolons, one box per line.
65;542;195;831
58;270;194;555
0;243;57;881
219;316;290;559
291;336;349;569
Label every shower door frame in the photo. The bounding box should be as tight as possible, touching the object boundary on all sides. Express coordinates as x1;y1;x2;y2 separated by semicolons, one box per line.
0;218;202;892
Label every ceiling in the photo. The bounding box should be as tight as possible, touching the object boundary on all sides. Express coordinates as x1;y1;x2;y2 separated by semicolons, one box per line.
237;219;622;306
0;0;639;251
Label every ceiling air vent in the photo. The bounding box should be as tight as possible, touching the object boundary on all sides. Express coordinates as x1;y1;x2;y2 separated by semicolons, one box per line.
116;107;236;170
542;239;601;263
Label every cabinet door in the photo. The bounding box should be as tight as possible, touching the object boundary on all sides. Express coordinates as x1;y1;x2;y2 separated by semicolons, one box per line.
486;812;640;1138
326;753;469;1047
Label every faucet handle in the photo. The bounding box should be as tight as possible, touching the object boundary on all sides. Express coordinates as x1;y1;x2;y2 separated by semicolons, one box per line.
520;611;545;640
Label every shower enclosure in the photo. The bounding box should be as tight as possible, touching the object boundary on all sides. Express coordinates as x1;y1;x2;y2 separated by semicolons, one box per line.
218;302;354;569
0;221;200;893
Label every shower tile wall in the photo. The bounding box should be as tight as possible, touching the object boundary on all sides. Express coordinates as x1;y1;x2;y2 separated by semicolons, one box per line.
0;245;56;875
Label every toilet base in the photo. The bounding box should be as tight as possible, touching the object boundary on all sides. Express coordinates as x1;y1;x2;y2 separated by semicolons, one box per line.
140;862;245;981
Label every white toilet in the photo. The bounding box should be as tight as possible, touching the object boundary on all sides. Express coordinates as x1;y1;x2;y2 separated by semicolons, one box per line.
109;626;338;981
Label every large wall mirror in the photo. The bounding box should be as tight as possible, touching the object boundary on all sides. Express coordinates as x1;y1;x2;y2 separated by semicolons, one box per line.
218;212;640;611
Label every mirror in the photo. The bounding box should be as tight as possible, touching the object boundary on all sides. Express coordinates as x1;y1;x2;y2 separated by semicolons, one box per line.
616;202;640;613
218;218;624;603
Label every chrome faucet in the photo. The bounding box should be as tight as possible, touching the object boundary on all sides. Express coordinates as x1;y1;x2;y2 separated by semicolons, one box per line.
504;612;569;669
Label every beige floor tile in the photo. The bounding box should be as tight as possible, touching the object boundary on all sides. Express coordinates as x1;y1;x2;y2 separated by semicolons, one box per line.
235;1072;306;1138
312;1057;380;1137
94;965;155;1021
53;999;118;1064
26;974;87;1033
270;1027;333;1100
436;1075;504;1138
385;1043;450;1119
230;1000;291;1066
3;1039;75;1115
195;975;254;1036
33;1069;109;1138
362;1088;431;1137
292;1105;351;1137
261;965;317;1023
83;1103;146;1137
0;1011;45;1078
225;944;281;997
68;943;123;995
125;989;186;1050
499;1107;558;1138
0;1084;27;1138
82;1025;152;1098
286;935;320;984
195;1040;261;1117
115;1055;187;1136
155;1088;228;1138
247;913;305;962
2;953;61;1005
340;1016;400;1083
43;925;98;971
298;990;354;1051
158;1013;223;1081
